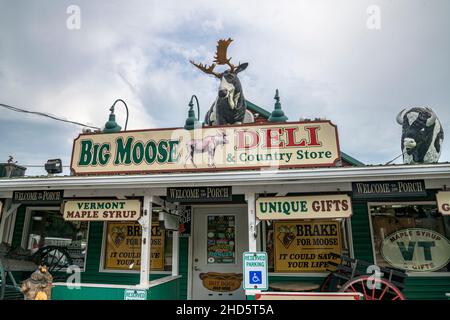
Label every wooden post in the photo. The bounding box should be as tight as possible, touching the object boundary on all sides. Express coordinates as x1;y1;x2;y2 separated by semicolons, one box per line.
172;231;179;276
245;193;257;252
139;195;153;288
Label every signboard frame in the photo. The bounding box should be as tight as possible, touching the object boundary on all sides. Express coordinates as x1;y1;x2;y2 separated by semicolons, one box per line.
243;251;268;291
70;120;341;175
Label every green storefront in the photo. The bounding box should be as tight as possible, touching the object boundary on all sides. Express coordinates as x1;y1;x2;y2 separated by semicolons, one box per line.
1;103;449;300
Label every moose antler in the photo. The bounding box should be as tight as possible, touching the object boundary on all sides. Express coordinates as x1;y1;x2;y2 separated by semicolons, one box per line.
213;38;236;72
189;60;221;78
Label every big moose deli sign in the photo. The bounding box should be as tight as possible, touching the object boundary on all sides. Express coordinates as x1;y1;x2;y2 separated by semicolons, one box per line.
274;220;342;272
70;121;340;175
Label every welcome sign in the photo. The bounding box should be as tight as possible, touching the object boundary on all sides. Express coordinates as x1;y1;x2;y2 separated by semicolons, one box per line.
70;121;340;175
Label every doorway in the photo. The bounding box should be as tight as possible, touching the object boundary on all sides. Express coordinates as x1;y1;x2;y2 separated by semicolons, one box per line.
191;206;248;300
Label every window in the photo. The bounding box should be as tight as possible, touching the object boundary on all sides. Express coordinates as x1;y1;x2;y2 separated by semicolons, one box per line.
26;209;89;270
206;215;236;264
265;219;351;273
369;203;450;272
102;211;173;272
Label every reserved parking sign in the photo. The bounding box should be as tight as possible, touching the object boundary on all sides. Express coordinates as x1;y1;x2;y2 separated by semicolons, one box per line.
243;252;268;290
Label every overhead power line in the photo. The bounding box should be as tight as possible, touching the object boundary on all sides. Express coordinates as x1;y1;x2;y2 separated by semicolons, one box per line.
0;102;101;130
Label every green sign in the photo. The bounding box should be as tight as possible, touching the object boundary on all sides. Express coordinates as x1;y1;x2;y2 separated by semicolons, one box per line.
124;289;147;300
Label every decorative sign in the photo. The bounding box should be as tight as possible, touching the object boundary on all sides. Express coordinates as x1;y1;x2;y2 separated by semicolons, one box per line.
70;121;340;175
12;190;63;204
104;222;165;271
274;220;342;272
63;200;141;221
256;195;352;220
381;228;450;272
352;180;426;198
167;186;232;203
436;191;450;215
178;206;191;237
199;272;243;292
243;252;268;290
124;289;147;300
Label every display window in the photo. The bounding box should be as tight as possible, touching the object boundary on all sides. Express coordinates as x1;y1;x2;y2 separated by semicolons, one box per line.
369;203;450;273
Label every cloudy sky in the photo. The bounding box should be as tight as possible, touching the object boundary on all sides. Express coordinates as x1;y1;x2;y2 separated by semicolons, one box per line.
0;0;449;176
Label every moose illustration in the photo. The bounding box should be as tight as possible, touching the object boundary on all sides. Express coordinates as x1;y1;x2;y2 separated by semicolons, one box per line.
181;130;229;168
190;38;249;126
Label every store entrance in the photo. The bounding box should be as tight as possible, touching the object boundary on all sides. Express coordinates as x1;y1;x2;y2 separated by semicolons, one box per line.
191;206;248;300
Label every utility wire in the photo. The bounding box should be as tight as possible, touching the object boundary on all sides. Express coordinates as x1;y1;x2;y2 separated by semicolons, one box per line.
0;102;101;130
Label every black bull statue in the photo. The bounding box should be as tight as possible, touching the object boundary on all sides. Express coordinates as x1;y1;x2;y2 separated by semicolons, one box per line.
396;107;444;164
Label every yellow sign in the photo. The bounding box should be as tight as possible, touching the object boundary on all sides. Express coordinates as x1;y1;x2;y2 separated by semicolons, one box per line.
63;200;141;221
104;222;165;271
274;220;342;272
256;195;352;220
70;121;340;175
436;191;450;215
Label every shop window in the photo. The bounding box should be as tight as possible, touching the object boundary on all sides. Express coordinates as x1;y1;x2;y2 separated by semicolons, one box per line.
265;219;351;273
206;215;236;264
103;211;173;272
369;203;450;273
26;209;89;270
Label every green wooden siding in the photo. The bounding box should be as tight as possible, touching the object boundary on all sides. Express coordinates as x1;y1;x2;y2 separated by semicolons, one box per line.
350;195;450;300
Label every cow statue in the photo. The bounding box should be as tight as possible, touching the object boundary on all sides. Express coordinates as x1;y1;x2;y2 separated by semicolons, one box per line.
396;107;444;164
190;38;249;126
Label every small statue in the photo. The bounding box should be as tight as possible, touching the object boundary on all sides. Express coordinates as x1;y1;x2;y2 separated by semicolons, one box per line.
190;38;249;126
396;107;444;164
21;265;53;300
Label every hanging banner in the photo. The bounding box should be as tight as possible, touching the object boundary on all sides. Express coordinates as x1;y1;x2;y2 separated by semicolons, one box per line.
256;195;352;220
381;228;450;272
70;121;340;175
63;200;141;221
104;222;165;271
274;220;342;272
436;191;450;215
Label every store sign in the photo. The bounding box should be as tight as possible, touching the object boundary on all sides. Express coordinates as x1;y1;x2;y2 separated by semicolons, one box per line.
436;191;450;215
63;200;141;221
167;186;232;203
256;195;352;220
199;272;243;292
70;121;340;175
274;220;342;272
104;222;165;271
124;289;147;300
381;228;450;272
12;190;63;204
243;252;268;290
352;180;426;198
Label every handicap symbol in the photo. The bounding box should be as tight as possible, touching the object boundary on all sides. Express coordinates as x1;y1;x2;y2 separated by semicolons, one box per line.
249;271;262;284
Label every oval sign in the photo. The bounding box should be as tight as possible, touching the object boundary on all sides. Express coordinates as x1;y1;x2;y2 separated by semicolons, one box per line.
381;228;450;272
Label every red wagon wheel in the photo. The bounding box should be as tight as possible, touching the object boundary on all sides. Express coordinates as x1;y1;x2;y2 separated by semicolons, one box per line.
338;275;405;300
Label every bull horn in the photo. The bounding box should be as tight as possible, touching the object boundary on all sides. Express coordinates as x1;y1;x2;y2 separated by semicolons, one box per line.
396;109;406;125
426;107;437;127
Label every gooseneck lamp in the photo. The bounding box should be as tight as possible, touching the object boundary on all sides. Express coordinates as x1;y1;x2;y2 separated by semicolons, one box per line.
103;99;129;133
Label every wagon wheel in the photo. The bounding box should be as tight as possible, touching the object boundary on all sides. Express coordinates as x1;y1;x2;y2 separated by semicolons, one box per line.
338;275;405;300
32;246;73;276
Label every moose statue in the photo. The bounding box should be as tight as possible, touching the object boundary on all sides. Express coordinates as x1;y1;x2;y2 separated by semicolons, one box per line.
190;38;249;126
396;107;444;164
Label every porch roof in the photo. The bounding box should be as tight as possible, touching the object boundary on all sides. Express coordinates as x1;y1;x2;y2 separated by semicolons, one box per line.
0;163;449;191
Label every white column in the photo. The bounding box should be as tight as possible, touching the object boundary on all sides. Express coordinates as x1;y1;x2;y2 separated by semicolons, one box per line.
172;231;179;276
139;195;153;288
245;193;257;252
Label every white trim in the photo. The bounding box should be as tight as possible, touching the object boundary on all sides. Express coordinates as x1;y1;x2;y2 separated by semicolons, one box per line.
187;226;193;300
2;163;450;190
172;231;179;276
366;200;450;276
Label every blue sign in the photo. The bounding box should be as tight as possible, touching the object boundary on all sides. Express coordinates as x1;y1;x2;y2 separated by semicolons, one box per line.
249;271;262;284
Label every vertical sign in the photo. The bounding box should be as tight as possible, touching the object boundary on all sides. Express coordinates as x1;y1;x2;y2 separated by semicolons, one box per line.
243;252;268;290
